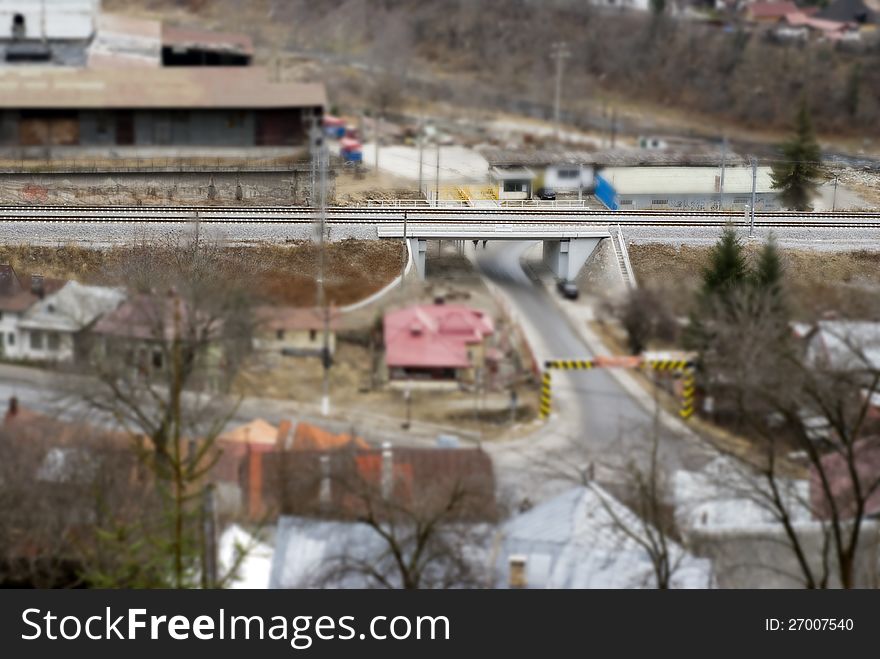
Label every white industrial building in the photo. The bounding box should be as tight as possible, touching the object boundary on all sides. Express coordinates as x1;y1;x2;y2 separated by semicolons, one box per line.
595;166;780;211
0;0;98;65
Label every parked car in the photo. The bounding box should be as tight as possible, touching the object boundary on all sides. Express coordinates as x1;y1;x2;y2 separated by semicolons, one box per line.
557;279;579;300
535;187;556;200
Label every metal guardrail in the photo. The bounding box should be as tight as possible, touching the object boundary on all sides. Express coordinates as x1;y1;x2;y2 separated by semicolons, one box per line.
615;224;637;289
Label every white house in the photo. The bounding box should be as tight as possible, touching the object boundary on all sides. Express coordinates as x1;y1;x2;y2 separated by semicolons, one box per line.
15;280;124;362
0;265;63;359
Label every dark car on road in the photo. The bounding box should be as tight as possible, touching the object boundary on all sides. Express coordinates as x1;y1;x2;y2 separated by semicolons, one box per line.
557;279;579;300
535;187;556;200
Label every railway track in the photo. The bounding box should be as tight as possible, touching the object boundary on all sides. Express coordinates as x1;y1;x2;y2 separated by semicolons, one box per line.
0;210;877;230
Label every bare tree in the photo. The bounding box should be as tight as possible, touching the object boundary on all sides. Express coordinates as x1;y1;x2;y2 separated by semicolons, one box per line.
69;228;259;588
698;287;880;588
533;408;692;589
0;416;153;587
275;448;496;589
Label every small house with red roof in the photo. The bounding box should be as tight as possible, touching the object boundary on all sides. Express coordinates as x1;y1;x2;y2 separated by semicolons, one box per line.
383;301;495;384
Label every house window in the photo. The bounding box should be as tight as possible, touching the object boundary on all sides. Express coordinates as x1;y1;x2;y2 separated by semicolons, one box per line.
276;329;285;340
8;333;14;345
618;199;633;205
651;199;668;205
503;180;526;193
30;331;43;350
309;329;317;341
152;350;163;370
47;332;60;351
557;168;580;179
733;197;749;204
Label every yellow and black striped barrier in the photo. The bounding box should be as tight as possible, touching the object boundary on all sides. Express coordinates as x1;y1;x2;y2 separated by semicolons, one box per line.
679;368;696;420
539;357;696;421
544;359;595;371
539;371;553;419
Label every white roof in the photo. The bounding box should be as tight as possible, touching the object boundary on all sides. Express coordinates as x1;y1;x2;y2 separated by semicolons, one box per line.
491;166;534;180
674;457;811;533
599;166;776;195
18;281;125;333
219;524;273;589
806;320;880;371
496;486;711;588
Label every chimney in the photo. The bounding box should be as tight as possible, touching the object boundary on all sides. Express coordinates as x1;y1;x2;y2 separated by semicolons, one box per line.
30;275;44;299
319;454;331;507
381;441;393;500
508;555;527;589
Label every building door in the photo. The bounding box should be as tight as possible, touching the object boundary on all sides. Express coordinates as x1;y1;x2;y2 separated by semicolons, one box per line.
19;111;79;146
115;111;135;145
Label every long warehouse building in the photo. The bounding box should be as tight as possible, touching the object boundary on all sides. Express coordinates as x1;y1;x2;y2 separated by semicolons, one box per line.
595;166;781;211
0;66;325;152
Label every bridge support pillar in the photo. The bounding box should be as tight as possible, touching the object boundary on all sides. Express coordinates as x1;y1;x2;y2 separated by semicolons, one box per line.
542;238;601;281
408;238;428;279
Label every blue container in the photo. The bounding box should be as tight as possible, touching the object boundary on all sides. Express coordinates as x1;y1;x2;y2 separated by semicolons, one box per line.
325;125;346;139
594;173;618;210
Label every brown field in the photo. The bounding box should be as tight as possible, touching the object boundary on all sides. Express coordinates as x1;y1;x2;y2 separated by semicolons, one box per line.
0;240;404;307
629;244;880;320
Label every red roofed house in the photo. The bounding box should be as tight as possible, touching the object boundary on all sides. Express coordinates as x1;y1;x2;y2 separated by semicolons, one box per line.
810;438;880;520
383;301;495;384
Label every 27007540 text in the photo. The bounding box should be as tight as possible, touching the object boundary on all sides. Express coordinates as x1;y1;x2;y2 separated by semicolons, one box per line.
764;618;853;632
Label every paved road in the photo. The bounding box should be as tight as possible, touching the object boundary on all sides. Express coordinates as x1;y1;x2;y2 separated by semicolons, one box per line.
476;241;707;502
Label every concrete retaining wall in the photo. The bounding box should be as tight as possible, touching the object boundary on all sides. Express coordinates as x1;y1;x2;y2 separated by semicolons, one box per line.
0;169;336;206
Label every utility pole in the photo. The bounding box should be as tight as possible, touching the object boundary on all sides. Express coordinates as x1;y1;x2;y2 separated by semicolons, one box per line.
551;42;571;141
749;156;757;237
719;134;727;195
434;142;441;206
400;210;408;293
309;117;319;207
315;129;331;416
832;175;839;211
374;114;380;172
610;108;617;148
417;119;424;200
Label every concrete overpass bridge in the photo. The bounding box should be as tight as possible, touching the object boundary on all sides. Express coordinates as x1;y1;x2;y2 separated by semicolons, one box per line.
376;223;611;281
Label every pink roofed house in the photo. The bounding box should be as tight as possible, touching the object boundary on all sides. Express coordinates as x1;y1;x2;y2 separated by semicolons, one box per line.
383;301;494;384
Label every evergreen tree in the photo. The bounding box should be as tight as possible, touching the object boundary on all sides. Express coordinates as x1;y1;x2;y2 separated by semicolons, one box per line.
751;234;782;292
685;226;747;351
751;234;787;318
701;225;747;299
771;101;822;211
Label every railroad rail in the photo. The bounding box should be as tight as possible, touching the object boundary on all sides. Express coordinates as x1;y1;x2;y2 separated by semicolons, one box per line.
0;207;880;231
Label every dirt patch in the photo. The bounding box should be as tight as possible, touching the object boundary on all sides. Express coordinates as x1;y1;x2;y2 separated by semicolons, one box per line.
334;168;421;206
629;243;880;320
0;240;404;307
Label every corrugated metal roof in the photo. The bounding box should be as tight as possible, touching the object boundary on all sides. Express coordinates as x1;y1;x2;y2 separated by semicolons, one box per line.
480;146;744;168
162;24;254;56
0;67;326;109
599;166;776;195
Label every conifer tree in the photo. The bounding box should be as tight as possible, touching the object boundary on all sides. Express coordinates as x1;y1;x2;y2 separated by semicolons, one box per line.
771;101;821;211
